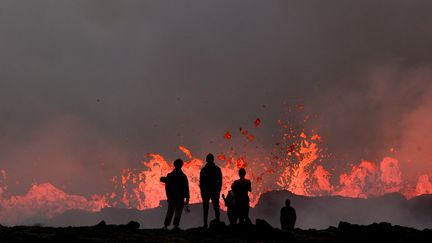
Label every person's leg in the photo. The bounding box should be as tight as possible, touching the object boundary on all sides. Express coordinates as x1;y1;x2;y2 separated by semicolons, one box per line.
245;203;251;224
288;219;295;230
164;201;175;227
240;211;246;224
173;202;184;228
289;222;294;230
202;196;210;227
211;194;220;221
227;207;236;226
238;202;248;224
236;204;244;224
281;219;287;230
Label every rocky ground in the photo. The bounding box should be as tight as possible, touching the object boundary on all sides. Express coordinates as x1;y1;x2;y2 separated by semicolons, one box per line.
38;191;432;230
0;220;431;242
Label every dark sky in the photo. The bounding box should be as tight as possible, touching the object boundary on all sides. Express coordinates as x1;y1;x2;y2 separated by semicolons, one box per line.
1;0;432;196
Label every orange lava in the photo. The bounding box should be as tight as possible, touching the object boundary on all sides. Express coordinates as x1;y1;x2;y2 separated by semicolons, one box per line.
1;106;432;224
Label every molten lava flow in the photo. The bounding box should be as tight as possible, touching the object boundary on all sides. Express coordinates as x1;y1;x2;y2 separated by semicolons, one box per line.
379;157;402;193
335;160;379;198
1;107;432;225
111;111;432;212
415;175;432;195
110;147;263;209
0;171;106;225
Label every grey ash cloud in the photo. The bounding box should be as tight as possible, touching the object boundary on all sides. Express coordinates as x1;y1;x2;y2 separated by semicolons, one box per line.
0;0;431;195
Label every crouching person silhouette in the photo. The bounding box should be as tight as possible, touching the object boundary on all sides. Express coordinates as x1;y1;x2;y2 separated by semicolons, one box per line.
280;199;296;231
161;159;190;229
222;187;236;226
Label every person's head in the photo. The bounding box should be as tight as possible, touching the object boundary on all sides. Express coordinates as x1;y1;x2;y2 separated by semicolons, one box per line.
173;159;183;169
238;168;246;178
206;153;214;163
285;199;291;207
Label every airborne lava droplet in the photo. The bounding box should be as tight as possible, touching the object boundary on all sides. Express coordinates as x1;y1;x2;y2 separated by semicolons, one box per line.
224;131;232;140
311;134;321;141
296;104;304;110
254;118;261;128
3;103;430;225
178;146;193;159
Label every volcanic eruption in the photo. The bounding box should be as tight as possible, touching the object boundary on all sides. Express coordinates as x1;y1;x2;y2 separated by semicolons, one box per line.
1;0;432;232
1;104;431;226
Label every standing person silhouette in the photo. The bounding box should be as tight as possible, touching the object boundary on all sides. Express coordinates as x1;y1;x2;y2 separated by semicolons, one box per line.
232;168;251;225
280;199;296;231
200;153;222;228
162;159;190;229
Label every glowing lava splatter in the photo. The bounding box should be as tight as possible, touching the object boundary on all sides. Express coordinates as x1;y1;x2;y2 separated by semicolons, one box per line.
1;107;432;225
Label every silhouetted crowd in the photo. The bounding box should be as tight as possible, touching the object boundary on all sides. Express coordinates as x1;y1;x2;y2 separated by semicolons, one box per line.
160;153;296;230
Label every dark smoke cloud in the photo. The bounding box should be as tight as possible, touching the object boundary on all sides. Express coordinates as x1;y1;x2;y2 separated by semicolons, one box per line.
0;0;432;195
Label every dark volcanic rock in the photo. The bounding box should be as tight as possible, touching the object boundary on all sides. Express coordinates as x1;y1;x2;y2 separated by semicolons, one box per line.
94;220;106;228
209;219;225;231
0;222;430;242
256;218;274;232
126;220;140;230
253;190;432;229
40;191;432;230
338;221;361;231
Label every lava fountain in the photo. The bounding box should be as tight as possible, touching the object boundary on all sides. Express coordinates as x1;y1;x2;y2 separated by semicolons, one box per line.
109;105;432;210
1;105;432;224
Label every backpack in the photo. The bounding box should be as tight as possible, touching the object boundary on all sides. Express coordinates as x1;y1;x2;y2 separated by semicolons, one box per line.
223;190;235;208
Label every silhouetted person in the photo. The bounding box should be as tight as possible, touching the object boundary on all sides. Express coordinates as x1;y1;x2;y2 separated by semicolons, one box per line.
280;199;296;230
200;153;222;228
222;187;236;226
161;159;190;229
232;168;251;224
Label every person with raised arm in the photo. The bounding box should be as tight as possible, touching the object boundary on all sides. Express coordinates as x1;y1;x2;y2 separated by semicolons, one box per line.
161;159;190;229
